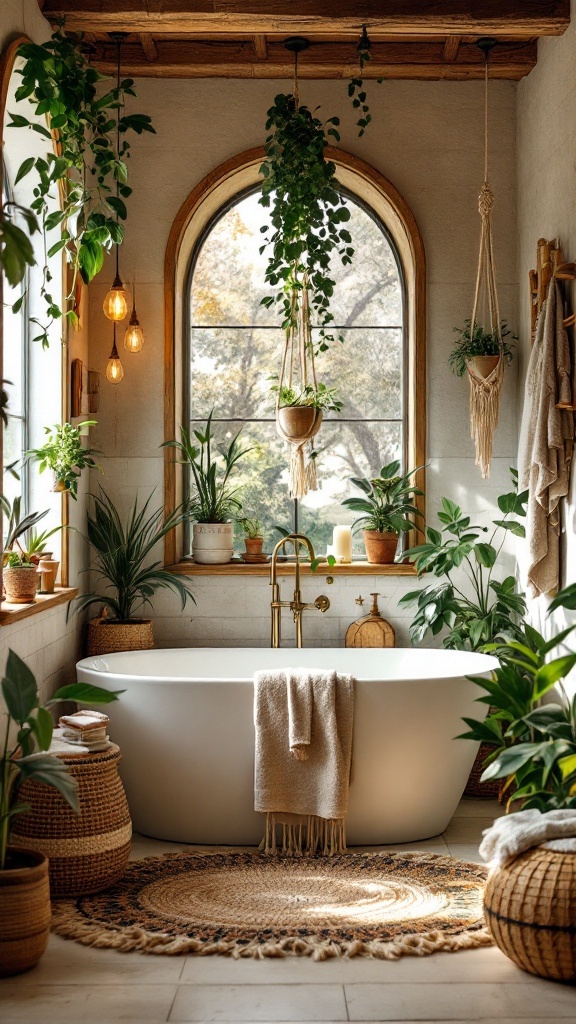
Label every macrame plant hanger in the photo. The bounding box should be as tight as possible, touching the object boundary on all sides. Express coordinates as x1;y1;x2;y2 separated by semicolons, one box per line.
274;36;321;499
467;38;505;479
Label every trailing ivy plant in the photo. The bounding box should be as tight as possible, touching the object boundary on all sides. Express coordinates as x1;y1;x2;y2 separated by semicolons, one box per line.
7;24;155;348
0;200;37;287
348;27;373;137
259;93;352;352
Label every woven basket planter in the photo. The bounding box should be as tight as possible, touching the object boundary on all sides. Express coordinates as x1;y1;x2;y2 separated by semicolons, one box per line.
3;566;39;605
464;741;502;799
85;616;154;656
484;846;576;982
0;848;50;977
11;744;132;898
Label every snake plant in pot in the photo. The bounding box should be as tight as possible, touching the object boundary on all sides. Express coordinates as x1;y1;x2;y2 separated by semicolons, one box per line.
74;489;195;654
1;496;49;604
0;648;121;976
342;461;424;564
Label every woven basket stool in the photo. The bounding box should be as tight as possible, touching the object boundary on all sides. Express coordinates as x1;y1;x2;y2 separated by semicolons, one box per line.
11;744;132;898
484;846;576;982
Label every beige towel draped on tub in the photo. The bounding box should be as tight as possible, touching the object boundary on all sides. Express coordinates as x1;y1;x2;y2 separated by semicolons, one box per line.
254;669;354;856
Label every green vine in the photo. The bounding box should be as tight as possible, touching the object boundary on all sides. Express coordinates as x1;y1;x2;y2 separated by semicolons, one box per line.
7;24;155;348
348;30;373;137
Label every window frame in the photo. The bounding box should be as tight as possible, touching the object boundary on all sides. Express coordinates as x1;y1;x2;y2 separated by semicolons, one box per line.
164;147;426;572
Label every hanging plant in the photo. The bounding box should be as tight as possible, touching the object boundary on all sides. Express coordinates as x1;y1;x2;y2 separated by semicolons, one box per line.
449;319;516;378
7;23;155;348
348;26;375;137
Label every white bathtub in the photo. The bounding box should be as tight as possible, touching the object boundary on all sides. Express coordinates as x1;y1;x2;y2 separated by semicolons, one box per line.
76;647;497;846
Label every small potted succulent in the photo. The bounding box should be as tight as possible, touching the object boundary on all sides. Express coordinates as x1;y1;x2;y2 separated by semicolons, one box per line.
449;319;516;379
238;516;264;557
272;380;342;442
1;497;50;604
26;420;101;499
163;410;254;565
342;460;423;565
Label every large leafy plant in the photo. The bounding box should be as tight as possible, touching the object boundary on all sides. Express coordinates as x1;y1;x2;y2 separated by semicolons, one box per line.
8;25;155;347
26;420;100;499
459;584;576;810
342;460;423;535
163;411;253;524
401;474;528;649
1;648;121;869
0;200;38;287
74;489;195;622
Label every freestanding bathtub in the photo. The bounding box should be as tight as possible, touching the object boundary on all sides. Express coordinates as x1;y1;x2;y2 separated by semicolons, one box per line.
76;647;497;846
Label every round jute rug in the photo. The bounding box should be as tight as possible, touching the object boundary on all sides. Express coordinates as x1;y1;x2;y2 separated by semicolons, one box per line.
51;851;493;960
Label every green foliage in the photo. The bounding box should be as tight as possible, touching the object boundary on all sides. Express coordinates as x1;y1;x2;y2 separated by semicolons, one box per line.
0;201;38;287
1;495;49;557
163;410;254;524
458;585;576;810
449;319;516;377
271;380;343;413
0;647;121;869
24;525;64;558
73;489;196;622
342;460;423;535
401;472;528;649
0;380;10;428
4;552;34;568
259;92;353;350
26;421;100;499
8;25;155;348
347;29;376;137
237;516;262;539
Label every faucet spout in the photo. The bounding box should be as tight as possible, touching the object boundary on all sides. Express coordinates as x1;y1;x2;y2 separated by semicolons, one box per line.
269;533;330;648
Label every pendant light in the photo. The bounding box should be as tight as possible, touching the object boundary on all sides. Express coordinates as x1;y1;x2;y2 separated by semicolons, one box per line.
106;323;124;383
124;280;144;352
103;32;128;322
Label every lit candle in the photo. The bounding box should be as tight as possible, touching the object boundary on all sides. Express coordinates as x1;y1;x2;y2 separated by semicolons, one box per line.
333;525;352;563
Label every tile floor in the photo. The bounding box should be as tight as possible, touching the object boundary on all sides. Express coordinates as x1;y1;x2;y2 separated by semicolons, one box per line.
2;799;575;1023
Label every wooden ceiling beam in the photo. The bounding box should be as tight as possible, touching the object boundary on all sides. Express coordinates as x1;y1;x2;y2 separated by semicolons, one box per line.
253;35;268;59
90;39;537;80
139;33;158;61
443;36;461;61
39;1;570;39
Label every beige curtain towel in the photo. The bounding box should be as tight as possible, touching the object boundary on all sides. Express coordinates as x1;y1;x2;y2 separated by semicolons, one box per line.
254;669;354;856
518;281;574;597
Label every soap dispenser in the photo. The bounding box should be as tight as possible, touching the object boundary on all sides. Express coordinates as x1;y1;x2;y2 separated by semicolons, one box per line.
345;593;395;648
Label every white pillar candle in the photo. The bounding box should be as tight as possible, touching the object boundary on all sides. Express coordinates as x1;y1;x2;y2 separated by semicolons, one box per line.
333;525;352;563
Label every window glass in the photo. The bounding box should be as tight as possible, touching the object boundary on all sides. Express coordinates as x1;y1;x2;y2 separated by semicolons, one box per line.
2;171;27;507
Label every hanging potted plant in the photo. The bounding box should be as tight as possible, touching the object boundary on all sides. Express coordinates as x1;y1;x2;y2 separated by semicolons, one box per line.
0;648;119;976
26;421;100;499
449;319;516;380
163;411;253;565
272;380;342;441
342;461;423;565
1;496;50;604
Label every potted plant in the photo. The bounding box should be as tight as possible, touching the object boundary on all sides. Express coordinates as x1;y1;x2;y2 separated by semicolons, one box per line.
23;525;65;565
401;472;528;649
0;648;120;976
272;381;343;442
449;319;516;379
74;489;195;654
238;516;264;557
162;410;253;565
26;421;101;499
342;460;423;565
1;496;50;604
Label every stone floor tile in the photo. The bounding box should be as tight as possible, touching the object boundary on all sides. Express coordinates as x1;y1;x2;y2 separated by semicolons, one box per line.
0;983;178;1021
169;983;348;1022
344;981;576;1021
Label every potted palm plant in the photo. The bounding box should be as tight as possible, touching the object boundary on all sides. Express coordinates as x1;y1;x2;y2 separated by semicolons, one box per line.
342;460;423;564
0;648;120;976
163;410;253;565
1;496;50;604
449;319;515;379
74;489;195;655
26;421;101;499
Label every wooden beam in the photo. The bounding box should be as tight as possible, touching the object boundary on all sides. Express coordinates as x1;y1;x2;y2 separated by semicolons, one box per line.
139;33;158;61
91;39;537;80
253;35;268;59
443;36;461;61
39;1;570;38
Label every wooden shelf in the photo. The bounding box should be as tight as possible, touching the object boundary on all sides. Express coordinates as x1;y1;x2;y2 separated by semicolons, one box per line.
166;561;417;578
0;587;78;626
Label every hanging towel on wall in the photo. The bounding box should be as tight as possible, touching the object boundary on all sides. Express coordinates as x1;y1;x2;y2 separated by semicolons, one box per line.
518;281;574;597
254;669;354;856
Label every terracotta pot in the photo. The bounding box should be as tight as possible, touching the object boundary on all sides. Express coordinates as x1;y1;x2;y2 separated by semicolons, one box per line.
37;558;59;594
277;406;322;441
362;529;399;565
192;522;234;564
85;617;154;656
52;476;70;494
0;848;50;977
244;537;264;555
470;355;500;378
3;566;39;604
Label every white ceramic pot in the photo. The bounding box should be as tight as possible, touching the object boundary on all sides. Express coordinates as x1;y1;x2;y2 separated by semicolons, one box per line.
192;522;234;564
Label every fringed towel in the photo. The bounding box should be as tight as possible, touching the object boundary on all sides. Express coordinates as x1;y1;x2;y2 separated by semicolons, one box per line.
480;809;576;867
254;669;354;856
518;281;574;597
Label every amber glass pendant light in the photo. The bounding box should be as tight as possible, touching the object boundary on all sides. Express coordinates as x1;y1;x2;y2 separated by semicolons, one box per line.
103;33;129;322
106;323;124;383
124;280;144;352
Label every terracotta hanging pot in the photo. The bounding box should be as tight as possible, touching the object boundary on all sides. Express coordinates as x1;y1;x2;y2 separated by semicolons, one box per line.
469;354;500;379
362;530;399;565
277;406;322;442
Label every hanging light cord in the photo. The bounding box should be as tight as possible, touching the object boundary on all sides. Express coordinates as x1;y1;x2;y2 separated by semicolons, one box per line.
293;48;299;110
115;36;121;280
483;47;489;185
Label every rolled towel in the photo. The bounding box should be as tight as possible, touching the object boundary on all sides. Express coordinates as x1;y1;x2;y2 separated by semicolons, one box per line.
480;808;576;866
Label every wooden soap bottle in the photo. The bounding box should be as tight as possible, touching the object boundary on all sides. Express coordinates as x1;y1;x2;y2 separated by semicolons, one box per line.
345;593;395;648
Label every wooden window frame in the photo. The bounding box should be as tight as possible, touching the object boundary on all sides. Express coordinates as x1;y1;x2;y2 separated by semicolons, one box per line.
163;147;426;573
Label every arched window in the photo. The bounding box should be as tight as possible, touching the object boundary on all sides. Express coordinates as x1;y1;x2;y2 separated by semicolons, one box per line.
2;160;28;507
165;149;425;568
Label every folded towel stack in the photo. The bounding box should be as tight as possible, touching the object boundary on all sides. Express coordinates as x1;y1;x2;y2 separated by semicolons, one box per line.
58;710;111;752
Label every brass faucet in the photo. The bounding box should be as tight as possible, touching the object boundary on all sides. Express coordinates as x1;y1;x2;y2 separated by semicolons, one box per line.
270;533;331;648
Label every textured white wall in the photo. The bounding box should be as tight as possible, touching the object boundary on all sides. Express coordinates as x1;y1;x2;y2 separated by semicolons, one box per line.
87;75;520;647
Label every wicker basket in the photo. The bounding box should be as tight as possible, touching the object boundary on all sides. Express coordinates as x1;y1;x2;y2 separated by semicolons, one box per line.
11;744;131;898
0;848;50;977
464;742;502;799
484;846;576;982
3;566;39;605
85;616;154;656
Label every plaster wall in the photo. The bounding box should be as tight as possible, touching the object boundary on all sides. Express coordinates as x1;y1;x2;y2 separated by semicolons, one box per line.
89;76;519;647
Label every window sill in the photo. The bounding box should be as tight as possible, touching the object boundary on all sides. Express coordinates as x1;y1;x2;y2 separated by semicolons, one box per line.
0;587;79;626
166;561;417;578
